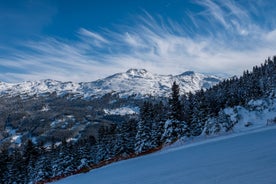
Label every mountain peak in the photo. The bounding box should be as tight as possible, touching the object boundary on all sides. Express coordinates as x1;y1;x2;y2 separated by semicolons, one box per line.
180;71;196;76
126;69;148;76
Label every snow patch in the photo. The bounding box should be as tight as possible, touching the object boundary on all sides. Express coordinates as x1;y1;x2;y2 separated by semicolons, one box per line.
203;98;276;135
41;104;50;112
104;107;139;115
50;115;75;128
11;135;22;144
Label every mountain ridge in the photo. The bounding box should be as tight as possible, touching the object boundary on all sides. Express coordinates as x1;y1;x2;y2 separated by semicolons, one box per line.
0;69;222;99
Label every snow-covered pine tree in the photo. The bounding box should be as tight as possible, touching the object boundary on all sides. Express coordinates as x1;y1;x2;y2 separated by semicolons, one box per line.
135;101;153;153
96;125;117;161
162;82;186;143
115;119;137;156
169;81;183;121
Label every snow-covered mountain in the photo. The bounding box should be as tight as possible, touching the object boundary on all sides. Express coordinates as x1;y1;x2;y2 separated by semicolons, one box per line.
0;69;222;98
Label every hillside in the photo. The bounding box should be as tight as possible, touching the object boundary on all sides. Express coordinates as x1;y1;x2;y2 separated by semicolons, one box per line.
53;127;276;184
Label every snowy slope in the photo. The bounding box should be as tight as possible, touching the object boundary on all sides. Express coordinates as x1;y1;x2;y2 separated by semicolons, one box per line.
0;69;221;99
52;127;276;184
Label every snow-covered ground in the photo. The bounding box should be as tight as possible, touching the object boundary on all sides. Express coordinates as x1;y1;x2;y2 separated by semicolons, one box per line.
104;106;139;115
52;126;276;184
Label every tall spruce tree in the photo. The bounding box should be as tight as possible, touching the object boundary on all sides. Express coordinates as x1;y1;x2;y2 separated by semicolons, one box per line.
162;81;184;142
169;81;183;121
135;101;154;153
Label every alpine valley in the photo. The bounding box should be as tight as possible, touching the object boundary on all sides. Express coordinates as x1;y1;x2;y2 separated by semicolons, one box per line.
0;69;221;168
0;69;221;146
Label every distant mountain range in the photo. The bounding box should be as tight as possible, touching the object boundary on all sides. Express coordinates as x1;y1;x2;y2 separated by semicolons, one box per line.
0;69;222;99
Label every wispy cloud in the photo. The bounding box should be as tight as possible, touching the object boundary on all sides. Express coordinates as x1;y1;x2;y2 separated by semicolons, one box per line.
195;0;229;28
0;0;276;82
78;28;109;47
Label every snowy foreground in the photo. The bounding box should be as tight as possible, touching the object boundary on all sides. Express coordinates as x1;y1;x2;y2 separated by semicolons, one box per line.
52;126;276;184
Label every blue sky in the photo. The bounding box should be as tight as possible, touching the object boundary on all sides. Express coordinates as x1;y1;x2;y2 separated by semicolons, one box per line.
1;0;276;82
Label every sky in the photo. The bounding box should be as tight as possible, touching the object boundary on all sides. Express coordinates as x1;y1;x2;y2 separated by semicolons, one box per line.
1;0;276;82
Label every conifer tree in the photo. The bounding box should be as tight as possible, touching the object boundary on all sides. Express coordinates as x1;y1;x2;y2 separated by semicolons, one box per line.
169;82;183;139
135;101;153;153
169;81;183;121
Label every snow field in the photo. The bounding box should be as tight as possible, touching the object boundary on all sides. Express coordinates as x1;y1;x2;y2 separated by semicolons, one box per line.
53;126;276;184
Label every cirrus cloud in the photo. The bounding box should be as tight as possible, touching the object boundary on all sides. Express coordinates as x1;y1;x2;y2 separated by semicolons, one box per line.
0;0;276;82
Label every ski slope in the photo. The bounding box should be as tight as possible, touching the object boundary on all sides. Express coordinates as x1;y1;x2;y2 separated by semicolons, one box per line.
53;127;276;184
